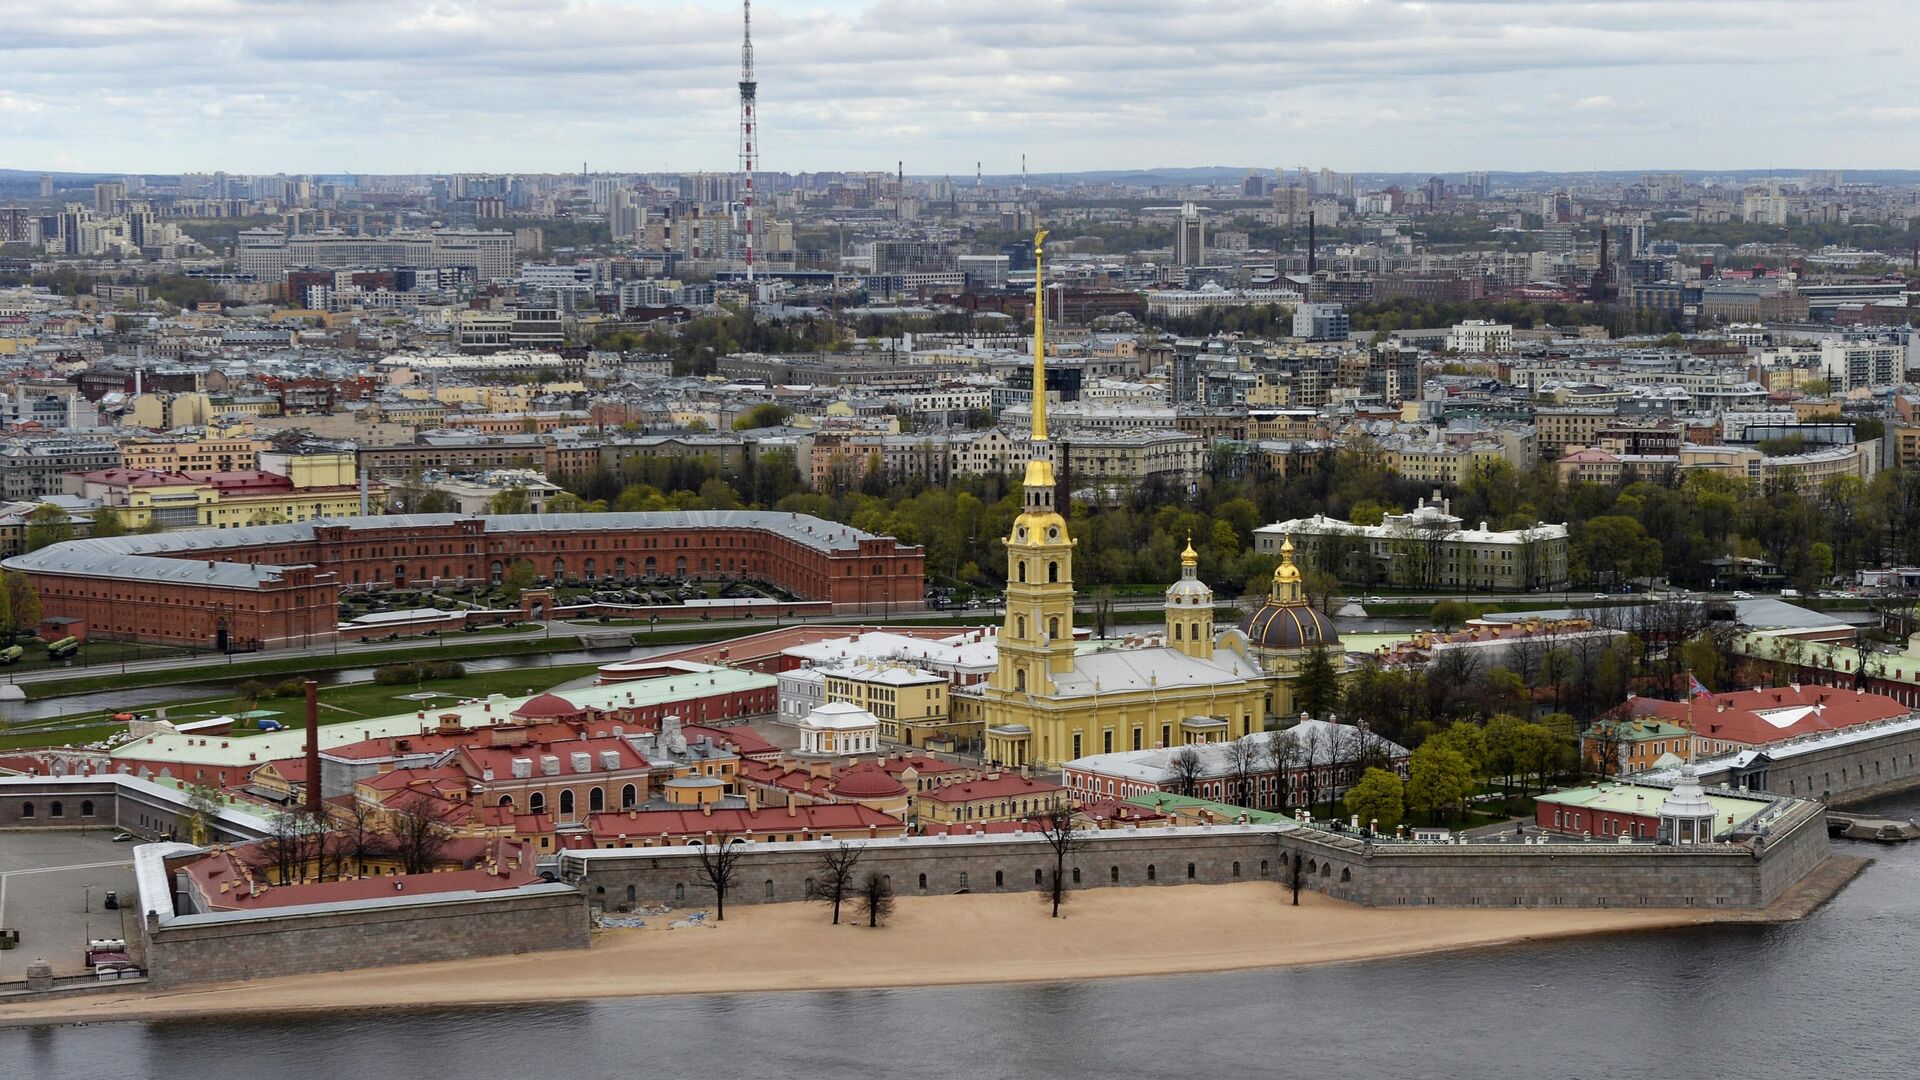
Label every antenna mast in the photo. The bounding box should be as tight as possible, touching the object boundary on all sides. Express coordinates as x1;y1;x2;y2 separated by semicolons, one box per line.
739;0;757;288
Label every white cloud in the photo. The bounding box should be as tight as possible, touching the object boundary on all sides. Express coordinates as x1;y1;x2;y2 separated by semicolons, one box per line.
0;0;1911;172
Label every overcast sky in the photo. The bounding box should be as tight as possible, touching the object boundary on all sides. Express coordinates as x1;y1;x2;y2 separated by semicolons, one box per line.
5;0;1916;176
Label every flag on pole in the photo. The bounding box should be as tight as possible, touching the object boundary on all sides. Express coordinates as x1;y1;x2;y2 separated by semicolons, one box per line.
1689;674;1712;700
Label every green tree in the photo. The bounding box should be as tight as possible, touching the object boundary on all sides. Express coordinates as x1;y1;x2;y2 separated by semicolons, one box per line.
89;506;129;538
6;572;41;636
733;403;793;430
1294;644;1341;719
24;504;74;552
1481;713;1529;797
1427;720;1487;781
1406;744;1475;824
1428;599;1480;631
1343;767;1405;832
487;487;531;515
501;559;537;601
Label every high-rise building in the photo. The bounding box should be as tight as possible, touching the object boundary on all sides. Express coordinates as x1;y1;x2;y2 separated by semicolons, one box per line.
1174;202;1206;268
94;181;126;214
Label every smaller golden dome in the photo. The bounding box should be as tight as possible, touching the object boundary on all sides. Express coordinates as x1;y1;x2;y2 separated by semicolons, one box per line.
1180;534;1198;567
1273;535;1302;586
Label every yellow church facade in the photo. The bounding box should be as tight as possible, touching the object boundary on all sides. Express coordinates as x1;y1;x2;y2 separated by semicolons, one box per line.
971;229;1338;770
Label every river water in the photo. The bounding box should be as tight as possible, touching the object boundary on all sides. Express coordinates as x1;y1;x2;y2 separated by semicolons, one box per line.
7;791;1918;1080
2;647;636;724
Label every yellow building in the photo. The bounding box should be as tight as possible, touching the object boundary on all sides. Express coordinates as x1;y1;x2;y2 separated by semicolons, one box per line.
977;230;1308;770
822;662;954;747
121;434;271;473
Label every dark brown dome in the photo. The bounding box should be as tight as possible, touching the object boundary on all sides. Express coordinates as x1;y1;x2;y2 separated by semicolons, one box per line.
1240;602;1340;651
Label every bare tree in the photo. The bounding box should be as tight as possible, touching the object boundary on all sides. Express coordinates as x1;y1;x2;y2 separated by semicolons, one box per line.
857;871;896;928
1287;848;1305;907
1034;805;1084;918
811;843;864;925
1168;745;1205;798
1266;728;1304;810
1091;585;1116;639
1225;736;1264;809
333;799;382;880
259;810;308;883
693;835;748;921
1298;725;1329;816
388;793;457;875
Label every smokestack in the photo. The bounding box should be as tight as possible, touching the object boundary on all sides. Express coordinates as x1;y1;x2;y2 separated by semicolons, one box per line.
304;680;322;816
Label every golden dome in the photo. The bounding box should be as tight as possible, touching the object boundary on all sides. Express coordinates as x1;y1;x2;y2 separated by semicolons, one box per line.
1180;535;1198;567
1272;535;1302;586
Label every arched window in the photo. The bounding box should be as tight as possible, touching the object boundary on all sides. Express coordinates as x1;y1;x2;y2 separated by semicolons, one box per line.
1174;623;1183;641
1016;670;1027;692
1187;862;1197;880
490;560;503;584
1321;863;1332;878
1110;866;1119;883
622;784;637;808
1071;867;1082;883
1260;859;1269;877
995;870;1004;888
20;802;34;818
1340;867;1352;882
1048;561;1059;583
1035;868;1044;885
552;557;566;579
584;558;597;580
1047;617;1059;639
1232;861;1241;878
81;800;95;818
49;801;63;818
804;878;817;899
1016;615;1027;638
626;884;637;903
675;883;685;902
528;792;546;813
1017;562;1027;583
498;795;514;807
918;873;928;891
614;558;627;578
559;790;575;815
764;879;775;899
589;787;605;812
1147;864;1157;880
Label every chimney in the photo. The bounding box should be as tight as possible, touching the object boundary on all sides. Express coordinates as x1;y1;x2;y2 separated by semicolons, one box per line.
303;680;322;816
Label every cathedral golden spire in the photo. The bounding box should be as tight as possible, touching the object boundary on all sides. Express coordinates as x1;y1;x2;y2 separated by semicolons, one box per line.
1022;227;1056;493
1030;227;1049;444
1181;534;1198;568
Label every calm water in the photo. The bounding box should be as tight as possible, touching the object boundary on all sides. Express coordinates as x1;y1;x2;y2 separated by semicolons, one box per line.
7;794;1920;1079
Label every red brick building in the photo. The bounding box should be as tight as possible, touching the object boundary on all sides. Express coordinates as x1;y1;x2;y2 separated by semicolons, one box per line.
4;511;923;651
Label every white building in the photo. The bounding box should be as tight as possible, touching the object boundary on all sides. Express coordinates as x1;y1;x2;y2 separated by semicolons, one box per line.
1445;320;1514;354
796;701;881;758
1257;498;1571;591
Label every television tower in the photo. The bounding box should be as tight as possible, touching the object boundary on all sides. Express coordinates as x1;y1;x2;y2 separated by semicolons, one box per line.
738;0;757;287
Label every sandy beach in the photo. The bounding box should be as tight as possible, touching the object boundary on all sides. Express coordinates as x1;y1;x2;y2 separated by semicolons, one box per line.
0;879;1766;1028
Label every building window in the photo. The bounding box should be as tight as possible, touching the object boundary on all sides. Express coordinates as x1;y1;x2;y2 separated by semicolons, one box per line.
49;801;62;818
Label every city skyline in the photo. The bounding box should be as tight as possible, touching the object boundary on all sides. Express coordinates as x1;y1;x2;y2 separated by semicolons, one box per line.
5;0;1919;175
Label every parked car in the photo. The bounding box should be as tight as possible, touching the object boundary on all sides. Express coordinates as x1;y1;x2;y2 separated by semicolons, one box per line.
1732;590;1753;599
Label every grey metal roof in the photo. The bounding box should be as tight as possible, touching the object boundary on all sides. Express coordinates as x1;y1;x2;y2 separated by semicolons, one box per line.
2;511;903;588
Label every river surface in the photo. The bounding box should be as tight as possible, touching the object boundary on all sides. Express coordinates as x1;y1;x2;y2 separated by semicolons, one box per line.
6;791;1918;1080
2;647;637;723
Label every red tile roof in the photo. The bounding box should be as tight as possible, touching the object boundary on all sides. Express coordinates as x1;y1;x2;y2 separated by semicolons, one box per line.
920;774;1067;805
1618;684;1910;745
584;804;903;841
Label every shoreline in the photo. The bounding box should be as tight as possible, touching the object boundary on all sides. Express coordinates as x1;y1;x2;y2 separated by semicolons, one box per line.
0;861;1867;1030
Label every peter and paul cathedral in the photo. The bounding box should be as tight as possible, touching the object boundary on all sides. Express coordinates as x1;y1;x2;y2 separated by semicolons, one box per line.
973;230;1344;770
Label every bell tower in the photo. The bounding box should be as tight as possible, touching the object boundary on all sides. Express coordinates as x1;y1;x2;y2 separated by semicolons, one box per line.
991;228;1076;697
1164;536;1214;660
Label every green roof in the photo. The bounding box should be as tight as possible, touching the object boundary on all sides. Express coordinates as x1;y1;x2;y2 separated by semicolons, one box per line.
1126;791;1293;824
1537;781;1771;829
